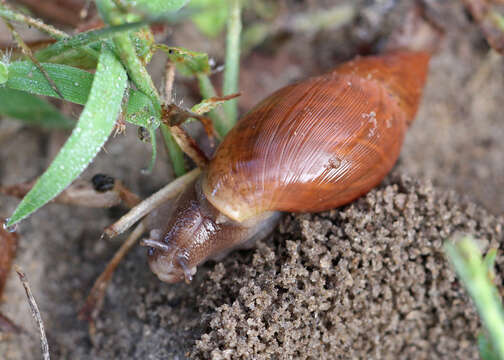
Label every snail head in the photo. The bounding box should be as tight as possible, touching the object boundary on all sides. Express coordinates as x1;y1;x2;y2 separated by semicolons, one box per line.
140;178;230;284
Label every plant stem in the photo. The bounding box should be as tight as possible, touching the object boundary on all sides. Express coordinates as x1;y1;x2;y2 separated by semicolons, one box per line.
197;73;228;137
0;4;99;63
221;0;241;133
4;20;64;99
161;124;186;176
197;73;217;98
0;4;67;40
112;33;160;104
104;168;201;238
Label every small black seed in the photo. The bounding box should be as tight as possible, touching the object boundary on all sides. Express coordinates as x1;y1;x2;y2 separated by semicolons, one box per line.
91;174;115;192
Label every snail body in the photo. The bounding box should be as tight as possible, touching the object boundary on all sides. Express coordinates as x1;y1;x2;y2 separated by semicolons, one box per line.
144;50;430;283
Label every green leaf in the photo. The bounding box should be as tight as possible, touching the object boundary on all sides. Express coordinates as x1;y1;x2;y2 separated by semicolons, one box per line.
158;45;211;76
44;47;99;69
109;31;162;170
5;61;159;131
96;0;186;175
191;94;237;115
6;46;128;226
124;0;189;14
125;92;159;128
133;27;155;64
0;88;74;129
35;22;145;62
7;61;93;104
189;0;228;37
111;32;160;106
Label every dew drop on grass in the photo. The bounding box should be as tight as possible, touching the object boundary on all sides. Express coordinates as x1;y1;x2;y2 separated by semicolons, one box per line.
2;218;18;233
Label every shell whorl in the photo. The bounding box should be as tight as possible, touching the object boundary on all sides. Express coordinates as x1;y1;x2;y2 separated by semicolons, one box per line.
203;51;430;222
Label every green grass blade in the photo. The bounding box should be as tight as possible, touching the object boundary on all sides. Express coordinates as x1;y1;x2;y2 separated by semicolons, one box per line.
7;61;93;104
159;45;211;76
6;61;159;131
0;88;74;129
35;22;145;62
43;48;99;70
6;46;127;226
444;236;504;359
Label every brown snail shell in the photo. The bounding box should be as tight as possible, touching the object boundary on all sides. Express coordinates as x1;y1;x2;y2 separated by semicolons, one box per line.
203;51;430;222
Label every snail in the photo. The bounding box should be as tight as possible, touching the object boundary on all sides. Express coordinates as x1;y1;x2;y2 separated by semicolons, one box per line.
141;50;430;283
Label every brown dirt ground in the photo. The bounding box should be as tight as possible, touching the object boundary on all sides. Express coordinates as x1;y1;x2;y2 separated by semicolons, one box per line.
1;0;504;359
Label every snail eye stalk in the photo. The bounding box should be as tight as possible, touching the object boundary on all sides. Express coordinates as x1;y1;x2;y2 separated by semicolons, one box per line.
177;256;193;284
140;238;172;252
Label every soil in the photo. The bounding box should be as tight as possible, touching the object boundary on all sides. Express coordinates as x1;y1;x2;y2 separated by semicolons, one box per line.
1;0;504;359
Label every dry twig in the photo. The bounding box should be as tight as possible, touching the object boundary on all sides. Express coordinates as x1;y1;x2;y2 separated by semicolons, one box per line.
79;222;146;335
3;21;64;99
14;265;50;360
104;168;201;238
